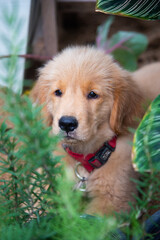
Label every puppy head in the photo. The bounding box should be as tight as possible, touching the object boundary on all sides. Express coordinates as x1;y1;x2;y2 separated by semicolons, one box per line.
31;46;142;148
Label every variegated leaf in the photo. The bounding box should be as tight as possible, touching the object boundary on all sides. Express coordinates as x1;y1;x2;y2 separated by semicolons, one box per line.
96;0;160;20
132;95;160;172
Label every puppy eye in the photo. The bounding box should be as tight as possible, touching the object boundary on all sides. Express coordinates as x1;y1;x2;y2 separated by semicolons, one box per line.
54;89;62;97
87;91;99;99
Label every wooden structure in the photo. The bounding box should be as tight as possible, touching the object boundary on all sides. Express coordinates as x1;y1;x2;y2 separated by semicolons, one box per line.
29;0;96;57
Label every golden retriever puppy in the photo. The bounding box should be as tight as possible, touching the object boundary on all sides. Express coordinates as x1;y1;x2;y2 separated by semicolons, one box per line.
31;46;160;215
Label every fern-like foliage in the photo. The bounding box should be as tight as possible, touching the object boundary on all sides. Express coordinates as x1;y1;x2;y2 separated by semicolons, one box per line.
0;90;61;224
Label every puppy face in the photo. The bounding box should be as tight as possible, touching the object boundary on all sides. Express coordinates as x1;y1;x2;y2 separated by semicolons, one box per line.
31;46;142;148
49;68;113;143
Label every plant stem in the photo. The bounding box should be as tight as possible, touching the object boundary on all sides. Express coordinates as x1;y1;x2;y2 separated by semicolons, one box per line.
105;35;133;54
0;54;52;62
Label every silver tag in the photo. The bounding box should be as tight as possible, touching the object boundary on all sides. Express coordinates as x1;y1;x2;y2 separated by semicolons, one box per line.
73;178;87;192
74;163;88;192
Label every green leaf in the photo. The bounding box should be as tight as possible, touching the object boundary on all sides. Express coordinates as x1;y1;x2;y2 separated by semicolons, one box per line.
108;31;148;71
0;122;7;136
109;31;148;58
96;17;148;71
96;0;160;20
132;95;160;172
112;48;137;71
96;16;114;48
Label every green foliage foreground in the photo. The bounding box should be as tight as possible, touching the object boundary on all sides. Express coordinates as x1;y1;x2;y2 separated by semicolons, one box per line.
0;90;159;240
0;90;118;240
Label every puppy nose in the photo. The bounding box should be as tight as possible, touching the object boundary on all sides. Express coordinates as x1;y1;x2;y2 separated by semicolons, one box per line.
59;116;78;133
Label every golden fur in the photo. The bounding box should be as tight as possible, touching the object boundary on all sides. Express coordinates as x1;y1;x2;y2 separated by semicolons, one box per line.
31;46;160;215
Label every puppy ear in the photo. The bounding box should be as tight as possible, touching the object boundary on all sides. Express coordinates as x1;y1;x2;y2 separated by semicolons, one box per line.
30;76;53;126
110;71;143;135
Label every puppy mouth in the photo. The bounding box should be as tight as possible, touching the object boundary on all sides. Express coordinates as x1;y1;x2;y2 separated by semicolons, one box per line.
61;131;78;141
65;135;76;140
60;129;87;143
62;136;78;146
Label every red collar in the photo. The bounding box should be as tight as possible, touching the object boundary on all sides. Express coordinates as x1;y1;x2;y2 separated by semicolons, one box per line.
65;136;117;173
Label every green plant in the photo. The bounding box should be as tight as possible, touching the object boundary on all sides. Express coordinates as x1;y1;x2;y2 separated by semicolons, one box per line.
0;92;61;224
0;2;29;94
0;91;119;239
1;91;160;239
96;17;148;71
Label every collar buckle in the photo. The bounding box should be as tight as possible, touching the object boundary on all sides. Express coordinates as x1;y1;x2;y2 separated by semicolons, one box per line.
88;142;115;169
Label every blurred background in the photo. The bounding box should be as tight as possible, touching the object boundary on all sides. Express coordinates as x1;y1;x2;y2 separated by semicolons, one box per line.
0;0;160;92
27;0;160;81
